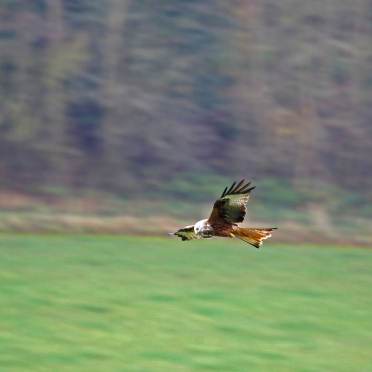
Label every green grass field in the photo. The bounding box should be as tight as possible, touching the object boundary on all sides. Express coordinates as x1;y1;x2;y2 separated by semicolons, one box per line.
0;235;371;371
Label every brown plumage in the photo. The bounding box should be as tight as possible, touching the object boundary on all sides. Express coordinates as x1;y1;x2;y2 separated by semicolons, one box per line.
231;227;277;248
172;179;277;248
208;180;255;225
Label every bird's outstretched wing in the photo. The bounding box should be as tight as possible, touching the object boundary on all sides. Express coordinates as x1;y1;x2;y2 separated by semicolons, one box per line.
208;180;255;226
174;225;199;241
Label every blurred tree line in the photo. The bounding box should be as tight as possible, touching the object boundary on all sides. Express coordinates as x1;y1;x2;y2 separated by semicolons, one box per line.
0;0;371;218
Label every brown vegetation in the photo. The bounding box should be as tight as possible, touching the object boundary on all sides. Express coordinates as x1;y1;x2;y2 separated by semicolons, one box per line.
0;1;371;243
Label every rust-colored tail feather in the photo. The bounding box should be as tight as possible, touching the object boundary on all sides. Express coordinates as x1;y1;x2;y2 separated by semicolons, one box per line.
233;227;277;248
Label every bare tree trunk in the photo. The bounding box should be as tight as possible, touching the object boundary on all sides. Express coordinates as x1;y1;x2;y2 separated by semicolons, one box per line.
102;0;132;189
44;0;67;186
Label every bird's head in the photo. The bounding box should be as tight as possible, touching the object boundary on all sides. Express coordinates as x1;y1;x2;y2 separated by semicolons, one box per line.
194;219;208;234
194;219;214;238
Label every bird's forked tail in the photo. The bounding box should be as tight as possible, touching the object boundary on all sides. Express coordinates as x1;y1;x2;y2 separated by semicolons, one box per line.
233;227;277;248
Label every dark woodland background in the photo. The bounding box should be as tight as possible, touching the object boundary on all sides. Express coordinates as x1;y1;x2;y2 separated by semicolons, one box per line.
0;1;371;242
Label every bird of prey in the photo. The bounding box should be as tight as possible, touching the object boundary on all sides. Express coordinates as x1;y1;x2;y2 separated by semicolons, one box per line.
171;180;276;248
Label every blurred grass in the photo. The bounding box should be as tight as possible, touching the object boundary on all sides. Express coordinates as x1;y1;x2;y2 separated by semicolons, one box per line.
0;175;371;244
24;174;372;221
0;235;371;371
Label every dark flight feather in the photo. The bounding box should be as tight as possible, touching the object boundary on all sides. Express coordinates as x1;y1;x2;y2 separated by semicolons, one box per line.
209;180;256;225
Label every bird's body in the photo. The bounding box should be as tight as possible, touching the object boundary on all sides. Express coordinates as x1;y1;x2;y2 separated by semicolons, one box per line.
172;180;276;248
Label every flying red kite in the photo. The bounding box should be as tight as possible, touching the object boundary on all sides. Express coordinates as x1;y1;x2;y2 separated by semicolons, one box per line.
171;180;277;248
